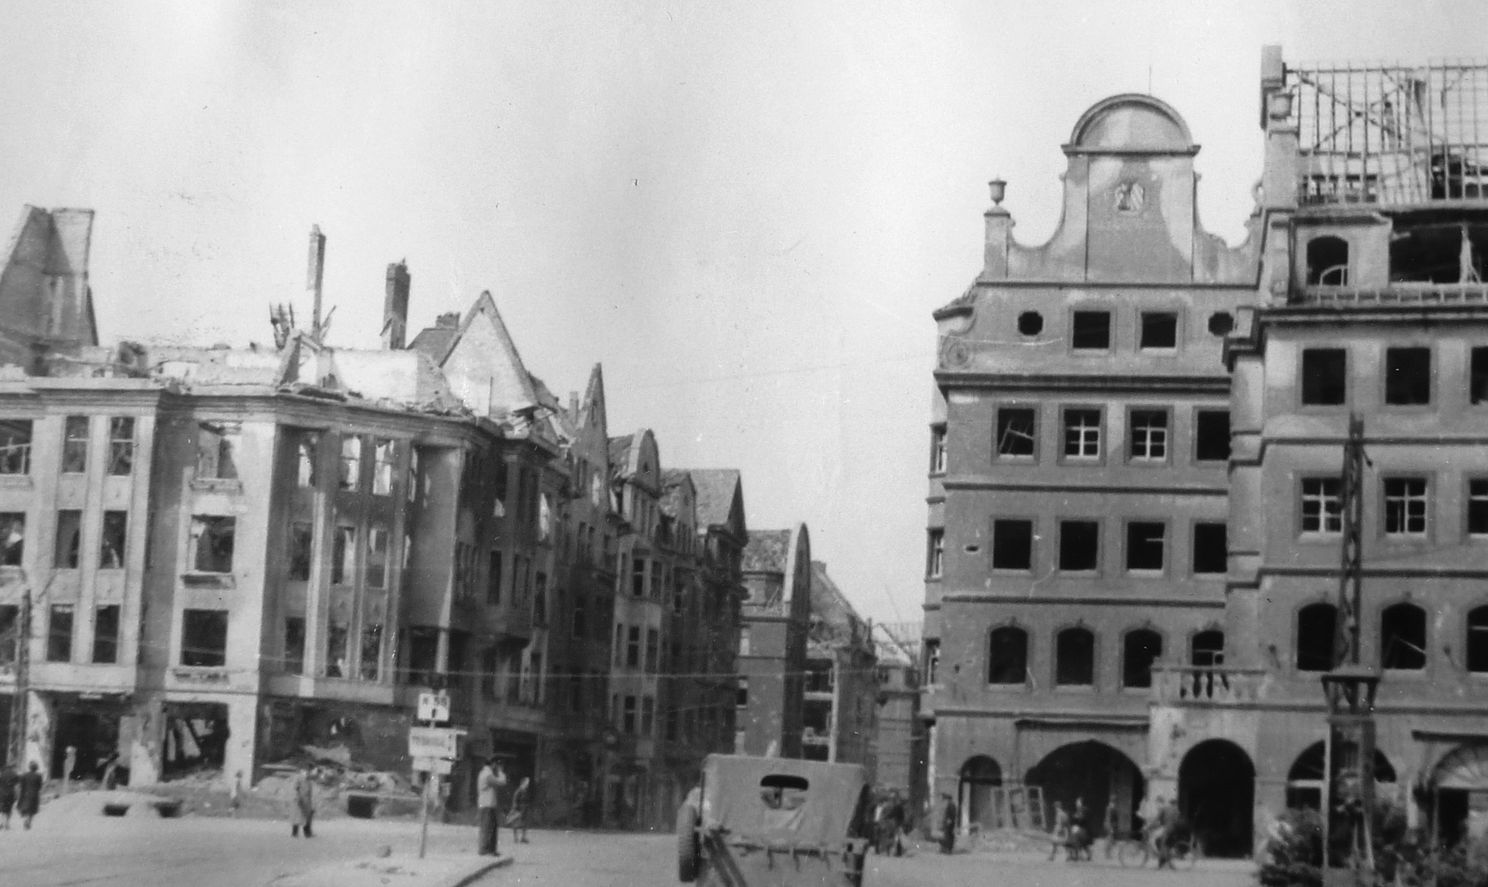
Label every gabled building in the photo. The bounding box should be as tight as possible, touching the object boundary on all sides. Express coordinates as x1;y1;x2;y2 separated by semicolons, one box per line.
0;207;98;370
737;524;811;759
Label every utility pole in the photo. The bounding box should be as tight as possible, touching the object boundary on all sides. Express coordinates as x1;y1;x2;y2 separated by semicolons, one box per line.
6;586;30;767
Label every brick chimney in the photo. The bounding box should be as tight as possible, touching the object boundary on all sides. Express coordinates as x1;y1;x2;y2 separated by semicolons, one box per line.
383;260;410;349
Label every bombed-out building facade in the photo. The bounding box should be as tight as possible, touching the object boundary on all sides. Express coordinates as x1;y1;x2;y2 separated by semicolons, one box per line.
925;47;1488;855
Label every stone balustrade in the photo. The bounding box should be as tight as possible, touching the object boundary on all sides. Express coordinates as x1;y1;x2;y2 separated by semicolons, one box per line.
1151;665;1268;705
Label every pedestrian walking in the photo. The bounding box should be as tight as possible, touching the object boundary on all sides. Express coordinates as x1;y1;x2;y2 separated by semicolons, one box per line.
0;764;17;829
1102;798;1120;859
508;776;531;844
477;756;508;856
288;766;315;837
17;761;43;830
938;793;957;854
885;791;906;857
229;770;243;817
1048;801;1070;861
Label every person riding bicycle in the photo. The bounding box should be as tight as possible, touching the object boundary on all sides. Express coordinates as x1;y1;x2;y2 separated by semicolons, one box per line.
1147;796;1181;868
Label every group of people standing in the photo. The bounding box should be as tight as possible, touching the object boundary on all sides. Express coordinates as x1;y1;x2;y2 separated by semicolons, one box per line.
0;762;44;830
869;790;909;856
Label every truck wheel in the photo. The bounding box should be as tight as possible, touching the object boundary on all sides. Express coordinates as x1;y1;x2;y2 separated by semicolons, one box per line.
677;801;700;882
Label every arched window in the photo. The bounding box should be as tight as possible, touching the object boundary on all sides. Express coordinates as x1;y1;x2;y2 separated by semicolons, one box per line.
987;626;1028;685
1122;628;1163;688
1191;629;1225;667
1055;627;1095;686
1307;236;1350;285
1296;603;1337;672
1468;606;1488;673
1381;602;1427;670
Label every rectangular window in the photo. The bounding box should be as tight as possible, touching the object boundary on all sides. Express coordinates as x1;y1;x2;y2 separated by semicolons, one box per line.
1195;410;1231;462
0;605;17;665
572;595;586;638
996;407;1036;457
181;609;228;667
641;696;655;736
992;519;1034;571
284;617;306;674
55;510;82;568
1301;348;1347;405
1063;408;1101;459
62;416;89;473
326;622;349;677
366;525;388;588
930;424;947;473
191;515;236;573
615;623;625;666
1469;479;1488;536
195;422;239;480
288;521;313;581
1128;409;1169;462
1140;312;1178;349
92;604;120;663
530;652;543;705
372;439;395;495
1384;347;1431;405
0;419;32;475
533;572;547;624
627;625;641;668
339;436;361;490
487;549;502;605
646;627;659;673
622;695;637;734
926;528;944;578
296;432;319;487
1384;478;1428;536
1126;521;1166;572
47;604;74;662
107;417;135;475
0;512;24;567
360;623;382;680
1192;522;1228;575
1300;478;1343;534
99;510;127;568
1058;520;1099;572
632;557;646;597
331;525;355;584
1072;310;1111;350
1473;348;1488;405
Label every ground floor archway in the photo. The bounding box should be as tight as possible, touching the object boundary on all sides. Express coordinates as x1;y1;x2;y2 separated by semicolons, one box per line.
1025;740;1144;838
958;755;1002;831
1432;743;1488;847
1178;739;1254;858
1284;740;1397;811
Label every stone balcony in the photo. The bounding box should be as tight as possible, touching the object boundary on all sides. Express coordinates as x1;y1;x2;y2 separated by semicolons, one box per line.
1294;283;1488;308
1151;665;1269;706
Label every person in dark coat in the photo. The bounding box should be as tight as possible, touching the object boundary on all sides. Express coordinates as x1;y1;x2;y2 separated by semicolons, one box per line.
0;764;17;829
938;793;957;854
17;761;43;829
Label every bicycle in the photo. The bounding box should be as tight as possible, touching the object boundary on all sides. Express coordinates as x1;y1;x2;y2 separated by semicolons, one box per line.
1117;833;1198;870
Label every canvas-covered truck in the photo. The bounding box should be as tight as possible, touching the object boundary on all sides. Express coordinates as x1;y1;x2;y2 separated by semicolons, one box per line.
677;754;873;887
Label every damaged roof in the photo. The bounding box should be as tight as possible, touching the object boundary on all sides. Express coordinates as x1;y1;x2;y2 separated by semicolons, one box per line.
742;529;791;573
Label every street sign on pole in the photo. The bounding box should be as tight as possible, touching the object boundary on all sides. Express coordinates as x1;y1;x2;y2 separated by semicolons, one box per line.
412;756;454;776
416;692;450;723
409;726;461;759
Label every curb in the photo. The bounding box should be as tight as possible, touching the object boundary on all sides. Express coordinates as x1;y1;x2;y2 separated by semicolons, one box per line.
434;853;513;887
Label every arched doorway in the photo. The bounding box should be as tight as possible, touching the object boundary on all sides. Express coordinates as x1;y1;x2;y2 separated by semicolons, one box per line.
1026;741;1144;838
959;756;1002;831
1432;743;1488;846
1285;741;1397;811
1179;739;1255;857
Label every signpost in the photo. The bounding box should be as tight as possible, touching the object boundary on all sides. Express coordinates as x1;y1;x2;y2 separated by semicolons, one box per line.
412;691;462;859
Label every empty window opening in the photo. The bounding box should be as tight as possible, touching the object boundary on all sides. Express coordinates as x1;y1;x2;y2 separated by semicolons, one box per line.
1208;312;1235;336
1195;410;1231;462
288;522;313;581
284;617;306;674
54;510;81;568
325;621;349;677
1384;347;1432;405
1381;603;1427;670
93;604;120;664
339;436;362;491
0;419;32;475
1389;219;1488;284
924;638;940;684
1063;408;1101;459
1191;630;1225;667
195;422;240;480
373;439;396;495
1129;409;1169;461
1306;236;1350;285
1017;311;1044;336
1072;311;1112;350
62;416;89;473
191;515;236;573
1473;349;1488;405
1296;603;1337;672
626;625;641;668
99;511;127;569
1123;629;1163;689
996;408;1036;457
1467;606;1488;673
107;418;134;476
47;604;73;662
1058;520;1099;572
1301;478;1343;534
360;623;382;680
1384;478;1428;536
1140;312;1178;349
929;424;947;473
1301;349;1347;406
0;513;24;567
1470;480;1488;535
366;525;388;588
182;609;228;667
987;626;1027;685
1126;521;1166;572
926;528;945;578
0;605;17;665
296;432;319;487
331;525;356;584
1055;627;1095;686
1192;522;1227;575
992;519;1033;571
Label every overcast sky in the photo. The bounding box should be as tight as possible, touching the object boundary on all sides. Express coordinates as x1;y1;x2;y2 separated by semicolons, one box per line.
2;1;1485;628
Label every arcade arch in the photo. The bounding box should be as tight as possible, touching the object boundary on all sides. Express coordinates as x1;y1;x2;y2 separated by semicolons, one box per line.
1178;739;1255;858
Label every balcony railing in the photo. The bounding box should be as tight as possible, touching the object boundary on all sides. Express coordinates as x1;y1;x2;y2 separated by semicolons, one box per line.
1295;283;1488;307
1151;665;1268;705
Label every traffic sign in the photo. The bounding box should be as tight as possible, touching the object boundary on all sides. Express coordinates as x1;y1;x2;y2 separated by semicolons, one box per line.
413;756;453;776
409;726;461;759
416;691;450;723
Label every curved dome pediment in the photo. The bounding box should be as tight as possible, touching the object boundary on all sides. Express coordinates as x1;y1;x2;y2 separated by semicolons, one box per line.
1067;94;1195;154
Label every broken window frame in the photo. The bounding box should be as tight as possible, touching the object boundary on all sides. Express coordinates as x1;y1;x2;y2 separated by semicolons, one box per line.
107;417;135;476
1383;477;1429;538
0;512;24;567
62;416;89;474
1300;477;1343;535
181;608;228;668
1062;407;1102;460
1128;408;1170;462
1190;629;1225;668
331;524;356;585
1383;347;1432;406
1125;521;1166;573
0;419;32;475
47;603;73;662
295;432;319;487
1380;602;1427;671
54;509;82;569
195;421;240;481
366;524;388;588
1054;627;1095;687
372;438;396;496
92;604;120;664
190;515;236;574
338;435;362;491
996;407;1037;459
1305;235;1350;285
98;510;128;569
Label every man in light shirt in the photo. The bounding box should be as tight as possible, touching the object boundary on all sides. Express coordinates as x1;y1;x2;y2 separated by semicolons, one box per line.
477;756;509;856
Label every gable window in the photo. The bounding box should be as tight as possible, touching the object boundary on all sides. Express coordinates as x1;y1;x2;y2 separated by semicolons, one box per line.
0;513;24;567
1058;520;1099;572
1300;478;1343;534
191;515;236;573
54;510;82;568
929;424;947;473
1380;602;1426;670
1383;478;1428;537
1301;349;1347;406
1140;312;1178;349
1195;410;1231;462
1473;348;1488;405
181;608;228;667
107;417;135;475
1384;347;1431;405
1062;408;1101;459
99;511;127;569
1072;311;1112;350
1192;522;1227;575
62;416;89;473
1467;606;1488;673
1129;409;1169;462
195;422;239;480
1125;521;1166;572
926;528;945;578
339;436;362;491
996;407;1036;458
987;626;1027;685
1306;235;1350;285
1191;630;1225;667
1297;603;1337;672
1122;629;1163;689
93;604;120;664
47;604;74;662
0;420;32;475
992;519;1033;571
1055;627;1095;686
